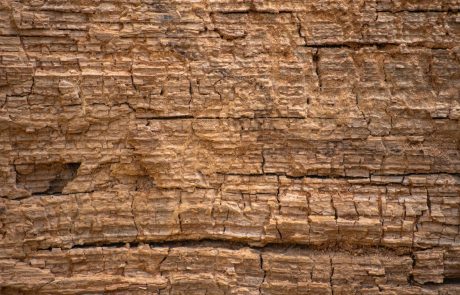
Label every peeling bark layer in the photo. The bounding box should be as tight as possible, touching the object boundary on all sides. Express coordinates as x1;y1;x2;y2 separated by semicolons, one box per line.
0;0;459;294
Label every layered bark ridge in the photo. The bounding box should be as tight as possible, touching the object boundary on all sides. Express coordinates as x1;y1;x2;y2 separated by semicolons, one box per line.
0;0;459;294
1;243;460;295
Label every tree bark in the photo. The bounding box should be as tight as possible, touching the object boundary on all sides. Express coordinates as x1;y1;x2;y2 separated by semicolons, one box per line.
0;0;459;294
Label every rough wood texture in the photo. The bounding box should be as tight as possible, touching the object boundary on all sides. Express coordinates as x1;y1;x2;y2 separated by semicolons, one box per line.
1;0;459;294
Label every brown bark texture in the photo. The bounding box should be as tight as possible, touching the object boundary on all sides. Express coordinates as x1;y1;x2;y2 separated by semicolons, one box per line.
0;0;460;294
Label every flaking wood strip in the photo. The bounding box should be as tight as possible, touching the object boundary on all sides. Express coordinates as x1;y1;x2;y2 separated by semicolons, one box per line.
1;244;460;294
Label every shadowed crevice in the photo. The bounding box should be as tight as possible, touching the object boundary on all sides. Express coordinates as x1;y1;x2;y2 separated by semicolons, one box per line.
15;162;81;195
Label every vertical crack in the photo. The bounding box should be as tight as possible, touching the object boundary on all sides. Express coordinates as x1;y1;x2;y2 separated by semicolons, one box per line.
223;207;230;234
259;252;266;295
275;175;282;240
131;193;139;239
331;195;338;220
188;79;193;112
130;63;138;92
158;247;171;276
408;252;416;285
426;189;432;218
294;13;307;45
382;55;393;96
261;150;266;174
330;256;335;295
378;190;384;244
313;49;322;92
178;192;183;233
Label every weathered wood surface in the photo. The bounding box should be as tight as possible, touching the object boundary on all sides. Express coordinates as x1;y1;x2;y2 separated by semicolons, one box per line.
0;0;459;294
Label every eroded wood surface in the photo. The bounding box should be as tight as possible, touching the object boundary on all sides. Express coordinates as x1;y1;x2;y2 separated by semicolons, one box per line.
0;0;459;294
